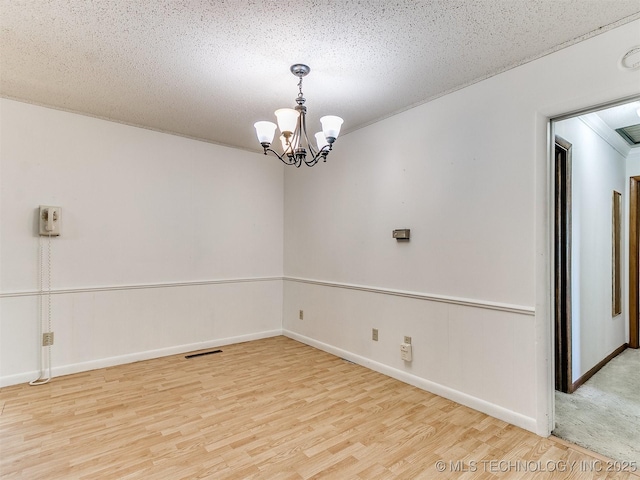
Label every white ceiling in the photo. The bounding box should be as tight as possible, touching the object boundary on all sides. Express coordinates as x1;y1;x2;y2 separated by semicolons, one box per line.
2;1;640;153
597;102;640;130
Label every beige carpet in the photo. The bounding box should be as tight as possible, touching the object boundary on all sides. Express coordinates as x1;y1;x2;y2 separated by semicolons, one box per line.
553;347;640;465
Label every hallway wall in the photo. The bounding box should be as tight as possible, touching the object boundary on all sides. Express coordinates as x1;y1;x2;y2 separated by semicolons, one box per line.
554;115;628;382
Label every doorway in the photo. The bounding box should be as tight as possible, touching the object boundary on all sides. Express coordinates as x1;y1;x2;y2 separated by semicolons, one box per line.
552;99;640;463
553;101;640;395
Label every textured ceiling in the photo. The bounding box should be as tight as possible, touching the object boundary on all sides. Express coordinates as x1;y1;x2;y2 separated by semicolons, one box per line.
1;1;640;152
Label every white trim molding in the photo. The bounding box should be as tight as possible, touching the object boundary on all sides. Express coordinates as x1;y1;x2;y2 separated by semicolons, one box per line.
0;276;283;298
284;276;535;316
284;330;538;433
0;329;283;388
579;113;631;158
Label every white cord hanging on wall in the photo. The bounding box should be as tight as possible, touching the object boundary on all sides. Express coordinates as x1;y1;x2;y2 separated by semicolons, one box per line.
30;233;53;385
620;46;640;70
30;206;61;386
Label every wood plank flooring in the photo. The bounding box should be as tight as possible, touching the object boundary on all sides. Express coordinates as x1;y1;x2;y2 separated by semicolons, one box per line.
1;336;638;479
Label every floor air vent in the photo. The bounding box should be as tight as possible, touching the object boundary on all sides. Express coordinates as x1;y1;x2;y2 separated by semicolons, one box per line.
185;349;222;359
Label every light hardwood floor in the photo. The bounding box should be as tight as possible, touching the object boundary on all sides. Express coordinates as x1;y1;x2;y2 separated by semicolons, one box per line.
1;336;638;479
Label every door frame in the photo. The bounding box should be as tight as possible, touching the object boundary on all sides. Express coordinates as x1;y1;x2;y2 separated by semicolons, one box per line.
628;176;640;349
554;136;573;393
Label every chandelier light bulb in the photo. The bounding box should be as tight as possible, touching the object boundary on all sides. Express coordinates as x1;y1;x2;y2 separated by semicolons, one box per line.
315;132;329;151
254;121;277;145
279;134;290;152
320;115;344;142
275;108;299;135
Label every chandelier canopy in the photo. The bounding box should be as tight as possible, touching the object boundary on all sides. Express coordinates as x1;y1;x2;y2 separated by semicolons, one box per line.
254;64;343;167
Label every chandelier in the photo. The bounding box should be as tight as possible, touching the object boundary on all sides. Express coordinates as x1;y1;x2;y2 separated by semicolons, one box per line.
254;64;343;167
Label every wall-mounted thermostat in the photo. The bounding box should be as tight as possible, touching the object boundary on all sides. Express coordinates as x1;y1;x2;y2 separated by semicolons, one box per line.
392;229;410;241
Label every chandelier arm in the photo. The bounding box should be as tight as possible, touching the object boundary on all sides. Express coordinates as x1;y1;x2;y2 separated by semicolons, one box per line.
304;145;331;167
299;110;318;159
285;134;296;157
263;147;297;166
303;156;320;167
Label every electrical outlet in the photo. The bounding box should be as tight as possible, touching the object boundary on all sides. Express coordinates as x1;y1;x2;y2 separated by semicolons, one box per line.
404;336;411;344
299;310;304;320
372;328;378;341
42;332;54;346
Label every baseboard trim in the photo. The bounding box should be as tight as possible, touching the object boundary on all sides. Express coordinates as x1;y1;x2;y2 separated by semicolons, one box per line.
0;276;283;298
284;277;535;315
283;329;538;434
0;329;283;388
571;343;627;392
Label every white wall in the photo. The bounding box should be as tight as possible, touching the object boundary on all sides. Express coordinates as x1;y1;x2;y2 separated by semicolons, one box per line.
283;20;640;435
555;116;627;382
627;149;640;177
0;99;284;386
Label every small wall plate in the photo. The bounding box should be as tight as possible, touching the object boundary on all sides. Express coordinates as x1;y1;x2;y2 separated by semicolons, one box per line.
393;229;410;240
